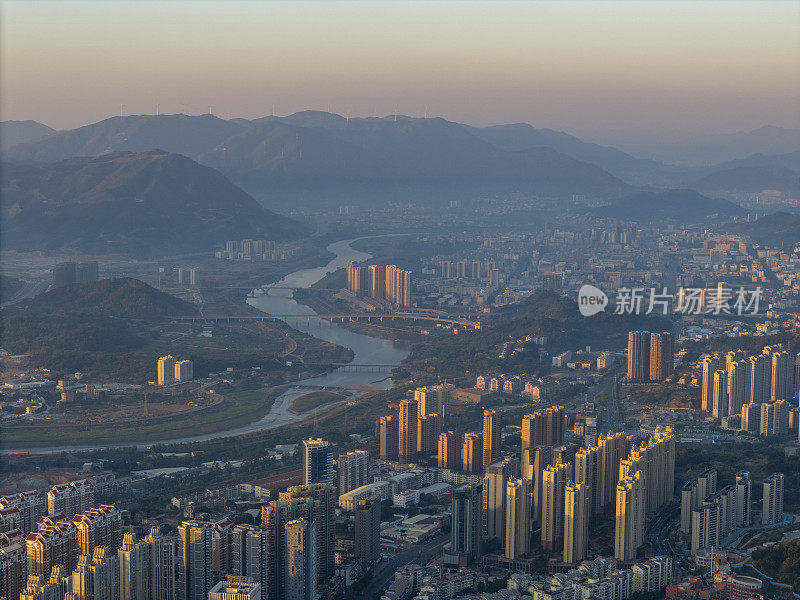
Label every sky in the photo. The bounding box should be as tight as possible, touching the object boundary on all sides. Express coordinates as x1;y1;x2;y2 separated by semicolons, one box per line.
2;0;799;147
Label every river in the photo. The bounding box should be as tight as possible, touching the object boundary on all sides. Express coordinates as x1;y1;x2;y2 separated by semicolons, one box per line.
246;237;409;389
5;237;408;452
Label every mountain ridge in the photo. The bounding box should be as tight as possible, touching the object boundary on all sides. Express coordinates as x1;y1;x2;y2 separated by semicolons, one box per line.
1;112;635;197
0;120;56;151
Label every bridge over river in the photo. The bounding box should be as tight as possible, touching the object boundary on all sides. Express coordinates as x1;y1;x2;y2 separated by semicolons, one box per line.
174;311;479;328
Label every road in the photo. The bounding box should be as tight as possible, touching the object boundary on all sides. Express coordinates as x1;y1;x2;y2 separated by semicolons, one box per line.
357;535;448;600
646;501;680;559
1;278;49;307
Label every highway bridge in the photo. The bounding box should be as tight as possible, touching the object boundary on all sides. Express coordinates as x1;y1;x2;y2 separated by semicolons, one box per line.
205;286;341;292
173;311;479;328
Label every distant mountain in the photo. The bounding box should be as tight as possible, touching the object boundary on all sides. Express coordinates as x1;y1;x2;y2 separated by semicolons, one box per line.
692;165;800;195
3;112;633;198
727;212;800;247
1;150;306;256
466;123;661;181
711;150;800;173
201;115;632;195
592;189;744;223
23;277;197;317
634;126;800;165
4;114;245;164
0;120;55;151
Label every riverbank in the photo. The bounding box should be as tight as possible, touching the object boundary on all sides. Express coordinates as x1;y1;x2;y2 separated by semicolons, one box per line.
2;385;284;449
1;237;409;453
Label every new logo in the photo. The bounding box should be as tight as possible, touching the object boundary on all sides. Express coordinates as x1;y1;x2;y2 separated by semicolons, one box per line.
578;284;608;316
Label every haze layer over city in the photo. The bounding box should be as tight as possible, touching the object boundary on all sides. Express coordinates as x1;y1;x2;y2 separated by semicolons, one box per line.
1;2;800;600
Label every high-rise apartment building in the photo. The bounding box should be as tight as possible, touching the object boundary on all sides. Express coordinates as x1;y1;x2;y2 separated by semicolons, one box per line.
649;332;674;381
734;472;752;528
691;500;722;555
771;351;793;401
628;331;674;382
73;505;122;556
690;484;737;555
451;484;482;564
697;469;717;503
398;399;418;465
1;530;26;600
379;415;399;462
598;432;629;510
0;490;46;535
564;481;589;564
521;407;564;453
541;462;569;551
69;547;118;600
25;519;78;579
367;264;385;300
384;265;413;307
712;370;727;419
19;565;69;600
619;426;675;514
47;480;95;518
284;518;317;600
482;409;501;469
760;402;776;436
231;525;268;600
482;461;510;542
615;471;645;562
177;521;214;600
157;355;176;386
575;446;601;517
748;353;770;404
337;450;369;495
462;434;483;474
772;400;790;436
118;527;176;600
438;431;461;469
354;497;381;566
727;360;750;418
417;413;443;454
301;439;334;487
701;354;723;412
762;473;784;526
741;402;761;433
53;262;78;288
346;262;368;296
680;469;717;534
174;360;193;383
260;484;334;600
528;446;553;526
627;331;650;382
795;352;800;398
504;478;531;560
414;385;452;417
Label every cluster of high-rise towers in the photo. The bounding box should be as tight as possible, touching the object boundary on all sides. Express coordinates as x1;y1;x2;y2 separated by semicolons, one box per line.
626;331;675;382
378;396;676;566
5;458;349;600
345;261;412;307
701;344;800;436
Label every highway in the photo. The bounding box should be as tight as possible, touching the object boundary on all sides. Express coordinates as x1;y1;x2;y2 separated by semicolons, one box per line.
1;277;49;307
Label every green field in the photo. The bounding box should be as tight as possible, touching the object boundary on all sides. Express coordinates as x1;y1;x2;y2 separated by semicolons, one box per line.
2;387;282;448
289;391;345;414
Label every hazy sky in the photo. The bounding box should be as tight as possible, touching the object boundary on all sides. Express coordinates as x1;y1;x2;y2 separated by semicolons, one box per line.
2;0;799;145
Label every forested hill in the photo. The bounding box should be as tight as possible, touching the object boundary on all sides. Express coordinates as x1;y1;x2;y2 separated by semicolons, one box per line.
408;291;670;376
21;278;197;318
